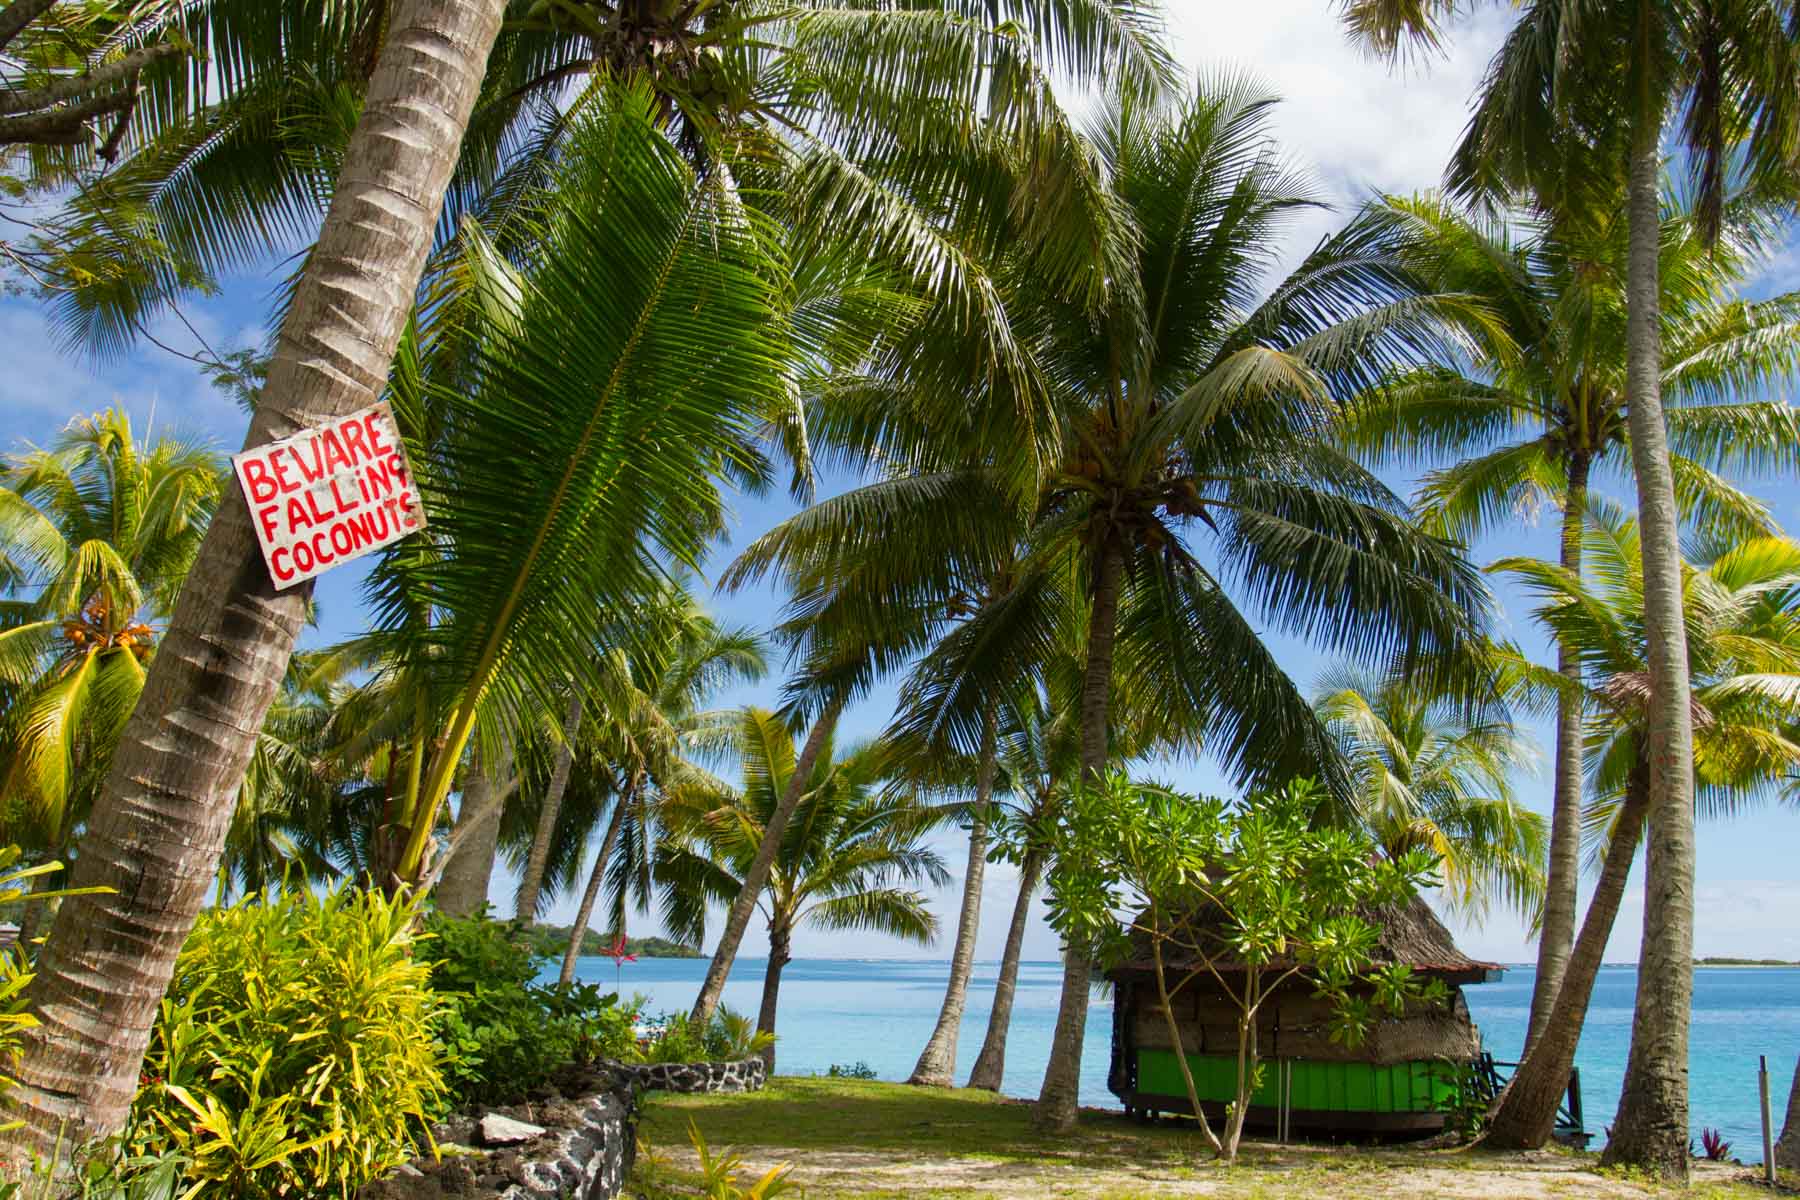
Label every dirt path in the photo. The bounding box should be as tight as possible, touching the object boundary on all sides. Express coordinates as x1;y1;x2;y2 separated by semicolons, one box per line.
646;1140;1763;1198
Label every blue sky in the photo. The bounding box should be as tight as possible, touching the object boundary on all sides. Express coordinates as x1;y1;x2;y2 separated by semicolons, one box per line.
3;0;1796;966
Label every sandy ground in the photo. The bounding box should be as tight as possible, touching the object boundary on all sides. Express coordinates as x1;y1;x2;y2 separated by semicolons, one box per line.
645;1139;1772;1198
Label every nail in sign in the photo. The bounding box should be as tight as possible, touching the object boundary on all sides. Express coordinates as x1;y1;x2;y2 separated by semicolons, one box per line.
232;401;425;590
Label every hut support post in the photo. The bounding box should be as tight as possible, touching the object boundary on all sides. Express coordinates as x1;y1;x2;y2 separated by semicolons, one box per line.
1150;917;1221;1151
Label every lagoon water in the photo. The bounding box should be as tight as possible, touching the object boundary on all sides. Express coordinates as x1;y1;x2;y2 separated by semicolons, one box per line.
563;956;1800;1163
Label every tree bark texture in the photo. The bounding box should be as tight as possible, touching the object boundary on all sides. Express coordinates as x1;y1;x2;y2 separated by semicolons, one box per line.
559;788;632;987
1487;761;1649;1149
967;846;1044;1091
756;923;791;1074
515;691;584;923
1600;111;1697;1184
1035;536;1125;1132
0;0;507;1159
909;703;999;1087
690;698;844;1025
1776;1055;1800;1170
1526;451;1592;1054
435;741;514;918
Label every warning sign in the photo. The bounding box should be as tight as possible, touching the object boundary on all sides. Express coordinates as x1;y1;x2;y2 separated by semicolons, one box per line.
233;401;425;590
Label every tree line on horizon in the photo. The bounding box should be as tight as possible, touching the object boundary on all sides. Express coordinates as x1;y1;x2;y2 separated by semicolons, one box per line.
1;0;1800;1184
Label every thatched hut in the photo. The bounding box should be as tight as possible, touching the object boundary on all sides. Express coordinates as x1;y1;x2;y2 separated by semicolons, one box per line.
1105;896;1502;1136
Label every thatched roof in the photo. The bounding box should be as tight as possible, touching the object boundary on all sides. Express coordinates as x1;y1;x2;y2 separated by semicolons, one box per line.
1106;894;1501;987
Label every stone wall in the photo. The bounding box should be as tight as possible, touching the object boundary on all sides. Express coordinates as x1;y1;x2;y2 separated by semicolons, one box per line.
604;1056;767;1094
362;1088;635;1200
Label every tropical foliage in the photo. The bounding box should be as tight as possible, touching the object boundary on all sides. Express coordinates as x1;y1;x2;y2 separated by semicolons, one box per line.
657;708;948;1068
1036;773;1444;1161
132;887;443;1200
0;409;222;857
1314;664;1545;921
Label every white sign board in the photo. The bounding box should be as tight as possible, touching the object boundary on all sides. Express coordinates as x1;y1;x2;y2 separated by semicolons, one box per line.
233;401;425;590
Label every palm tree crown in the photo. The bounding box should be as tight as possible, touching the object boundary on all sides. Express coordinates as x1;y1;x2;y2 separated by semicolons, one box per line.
1314;663;1545;922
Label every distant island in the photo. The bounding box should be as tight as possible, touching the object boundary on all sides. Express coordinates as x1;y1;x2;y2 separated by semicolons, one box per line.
1695;956;1799;967
521;925;702;959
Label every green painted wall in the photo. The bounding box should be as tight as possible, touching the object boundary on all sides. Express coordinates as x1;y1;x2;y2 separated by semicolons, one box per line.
1133;1050;1456;1114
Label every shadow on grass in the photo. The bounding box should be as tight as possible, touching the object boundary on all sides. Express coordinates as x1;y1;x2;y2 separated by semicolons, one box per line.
636;1076;1279;1169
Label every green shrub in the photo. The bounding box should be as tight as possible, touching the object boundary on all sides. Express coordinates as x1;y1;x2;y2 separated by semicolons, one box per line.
826;1061;876;1080
133;886;445;1200
424;914;636;1104
640;1007;772;1063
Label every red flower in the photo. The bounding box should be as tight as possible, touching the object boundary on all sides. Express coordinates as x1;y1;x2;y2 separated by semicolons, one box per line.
600;933;637;966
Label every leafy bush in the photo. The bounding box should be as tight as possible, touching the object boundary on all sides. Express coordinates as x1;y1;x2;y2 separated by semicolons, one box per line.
425;914;635;1103
826;1061;877;1080
132;886;444;1200
640;1007;772;1063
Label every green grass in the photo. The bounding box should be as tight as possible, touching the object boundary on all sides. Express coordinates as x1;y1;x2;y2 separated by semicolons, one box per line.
630;1077;1782;1199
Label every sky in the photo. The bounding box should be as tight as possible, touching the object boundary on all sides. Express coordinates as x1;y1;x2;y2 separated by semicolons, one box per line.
3;0;1797;968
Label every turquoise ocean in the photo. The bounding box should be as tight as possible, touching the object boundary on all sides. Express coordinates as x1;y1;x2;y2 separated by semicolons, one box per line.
561;956;1800;1164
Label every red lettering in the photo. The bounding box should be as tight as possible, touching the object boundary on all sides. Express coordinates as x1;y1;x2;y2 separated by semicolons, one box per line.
241;457;279;504
292;540;314;573
340;416;372;465
329;476;360;514
256;503;281;542
287;436;325;485
363;460;394;498
271;546;295;582
304;489;333;526
286;496;313;533
311;531;335;565
365;413;389;457
329;522;354;555
399;491;419;529
271;449;299;494
320;429;353;473
387;453;409;485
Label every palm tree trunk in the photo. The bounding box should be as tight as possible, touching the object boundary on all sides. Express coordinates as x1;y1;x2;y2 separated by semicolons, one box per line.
967;846;1044;1091
1036;535;1125;1132
1775;1055;1800;1170
1488;758;1649;1149
909;702;999;1087
516;691;584;923
436;741;514;918
690;697;844;1025
0;0;506;1158
1526;450;1593;1053
1600;102;1697;1184
756;923;791;1075
559;785;632;987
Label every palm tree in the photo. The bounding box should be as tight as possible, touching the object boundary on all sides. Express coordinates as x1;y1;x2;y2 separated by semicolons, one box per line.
1339;191;1800;1049
3;1;515;1154
806;77;1492;1129
0;409;222;861
1341;0;1800;1172
550;601;766;986
657;707;948;1071
1314;663;1545;922
49;0;1164;359
1484;508;1800;1148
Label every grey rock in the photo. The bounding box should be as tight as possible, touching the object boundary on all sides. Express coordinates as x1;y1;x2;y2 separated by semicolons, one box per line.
479;1113;548;1146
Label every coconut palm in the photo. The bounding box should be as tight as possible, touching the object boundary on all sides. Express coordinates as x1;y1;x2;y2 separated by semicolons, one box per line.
786;76;1493;1128
1339;191;1800;1048
49;0;1164;359
1313;663;1545;922
0;409;222;860
1342;0;1800;1172
5;37;697;1155
1484;508;1800;1148
657;707;949;1071
547;600;767;986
